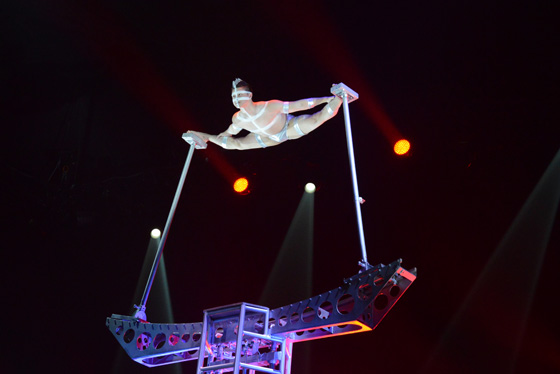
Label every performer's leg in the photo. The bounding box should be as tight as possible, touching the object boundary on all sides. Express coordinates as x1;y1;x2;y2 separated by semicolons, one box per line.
286;97;342;139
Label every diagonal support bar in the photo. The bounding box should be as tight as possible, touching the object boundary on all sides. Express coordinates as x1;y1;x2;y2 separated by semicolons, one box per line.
133;133;207;320
331;83;369;268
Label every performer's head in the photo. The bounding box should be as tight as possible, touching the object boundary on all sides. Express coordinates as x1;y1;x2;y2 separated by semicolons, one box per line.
232;78;252;108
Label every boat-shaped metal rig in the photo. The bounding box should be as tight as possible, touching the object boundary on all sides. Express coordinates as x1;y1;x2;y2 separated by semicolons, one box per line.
106;83;417;373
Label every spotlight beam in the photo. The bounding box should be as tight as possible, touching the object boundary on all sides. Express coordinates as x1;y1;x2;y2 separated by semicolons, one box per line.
260;1;404;145
52;2;240;185
423;149;560;372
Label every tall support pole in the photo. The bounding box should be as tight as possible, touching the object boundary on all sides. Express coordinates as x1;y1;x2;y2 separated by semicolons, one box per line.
134;133;207;320
331;83;370;269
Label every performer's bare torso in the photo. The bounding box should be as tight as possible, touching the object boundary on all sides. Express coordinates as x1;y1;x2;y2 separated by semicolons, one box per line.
232;100;287;136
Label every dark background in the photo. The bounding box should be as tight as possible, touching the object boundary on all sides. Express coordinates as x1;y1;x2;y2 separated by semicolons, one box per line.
4;1;559;373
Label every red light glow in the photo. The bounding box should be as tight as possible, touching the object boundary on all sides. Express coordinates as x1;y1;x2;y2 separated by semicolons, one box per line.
233;177;249;193
394;139;411;155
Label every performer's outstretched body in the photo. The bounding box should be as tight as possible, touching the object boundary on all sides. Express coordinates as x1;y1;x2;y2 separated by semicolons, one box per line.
188;79;343;150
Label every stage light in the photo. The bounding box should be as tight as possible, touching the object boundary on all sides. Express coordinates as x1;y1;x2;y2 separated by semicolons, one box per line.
151;228;161;239
394;139;411;155
233;177;249;194
305;183;316;193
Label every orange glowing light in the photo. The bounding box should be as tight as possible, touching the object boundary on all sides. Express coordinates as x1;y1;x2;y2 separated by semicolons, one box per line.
394;139;411;155
233;177;249;193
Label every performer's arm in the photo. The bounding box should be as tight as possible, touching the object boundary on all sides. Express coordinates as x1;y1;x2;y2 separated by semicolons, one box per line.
208;133;275;150
218;123;243;137
187;131;274;150
187;123;241;145
279;96;335;114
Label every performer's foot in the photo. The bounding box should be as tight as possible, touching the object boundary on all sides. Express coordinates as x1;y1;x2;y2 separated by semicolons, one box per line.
325;96;342;117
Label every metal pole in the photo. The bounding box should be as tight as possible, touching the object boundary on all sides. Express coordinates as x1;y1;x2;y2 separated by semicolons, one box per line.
284;340;293;374
134;136;202;320
340;91;369;267
234;305;247;373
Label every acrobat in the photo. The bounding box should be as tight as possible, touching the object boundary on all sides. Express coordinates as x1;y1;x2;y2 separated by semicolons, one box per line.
187;78;343;150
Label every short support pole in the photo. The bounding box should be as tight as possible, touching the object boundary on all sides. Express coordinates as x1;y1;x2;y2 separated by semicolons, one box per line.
134;133;207;320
